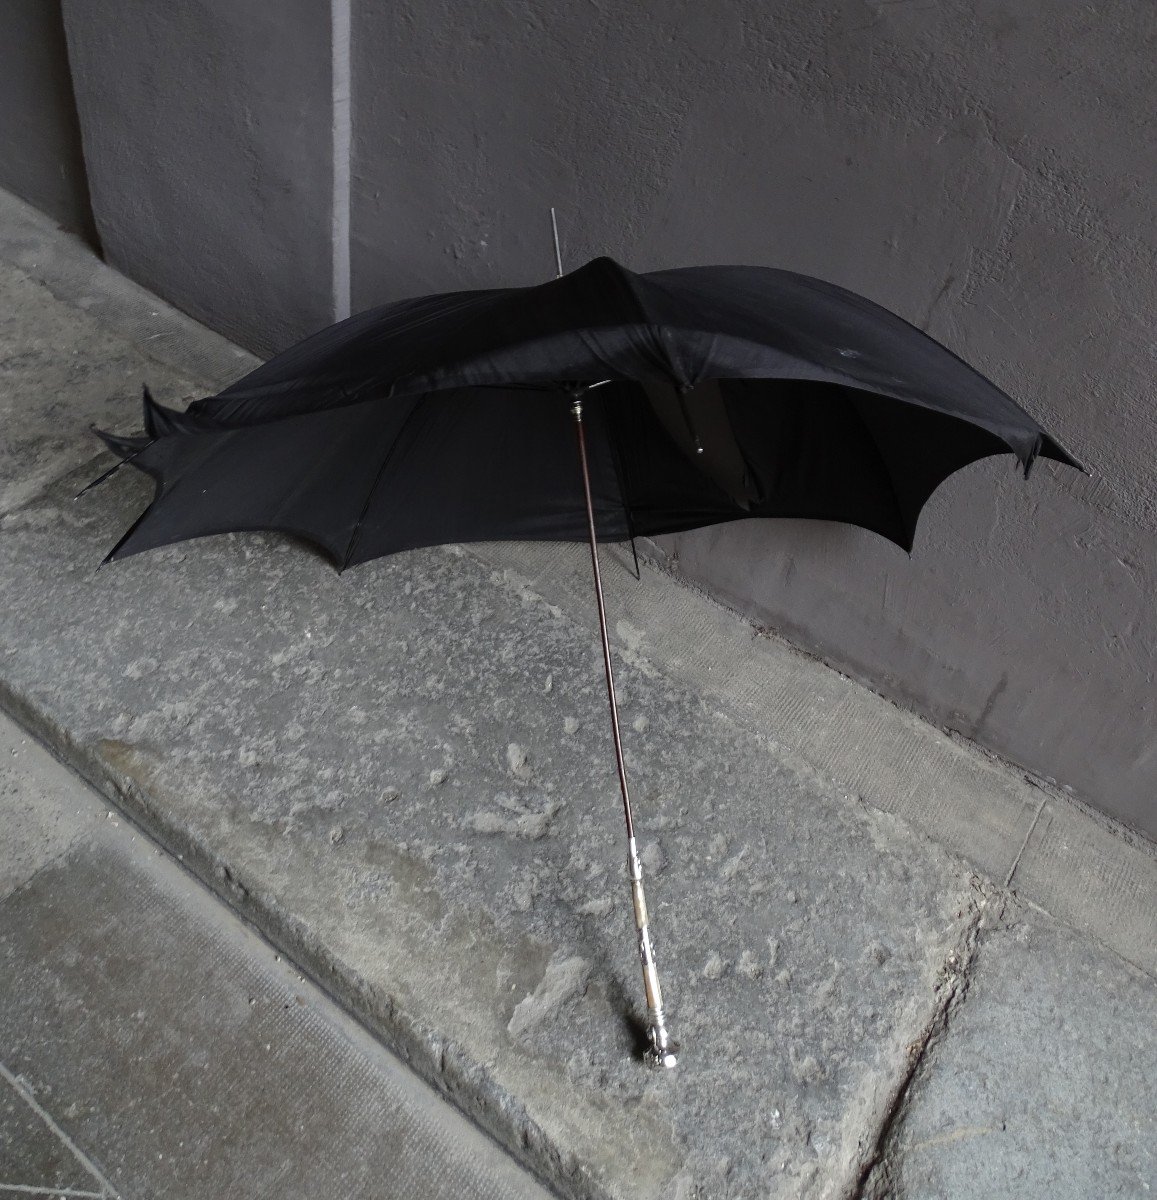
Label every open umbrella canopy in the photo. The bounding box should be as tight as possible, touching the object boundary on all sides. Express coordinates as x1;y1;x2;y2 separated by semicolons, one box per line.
94;255;1080;566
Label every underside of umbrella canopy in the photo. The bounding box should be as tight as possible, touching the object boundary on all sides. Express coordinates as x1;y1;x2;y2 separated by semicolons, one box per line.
96;376;1073;567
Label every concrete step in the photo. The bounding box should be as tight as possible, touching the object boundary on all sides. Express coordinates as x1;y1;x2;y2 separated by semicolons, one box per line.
0;708;556;1199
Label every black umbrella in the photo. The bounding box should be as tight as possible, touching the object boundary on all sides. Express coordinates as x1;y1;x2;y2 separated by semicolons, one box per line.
84;249;1081;1068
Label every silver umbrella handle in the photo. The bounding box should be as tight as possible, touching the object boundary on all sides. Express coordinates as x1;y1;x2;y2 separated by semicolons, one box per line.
628;836;677;1067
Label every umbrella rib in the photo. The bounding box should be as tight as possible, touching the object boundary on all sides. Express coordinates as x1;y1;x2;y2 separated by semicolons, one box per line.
75;436;156;499
340;396;425;570
600;389;642;580
842;394;914;548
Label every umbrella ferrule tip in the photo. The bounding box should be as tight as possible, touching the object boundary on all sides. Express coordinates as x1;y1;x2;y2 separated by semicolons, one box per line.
644;1043;679;1069
644;1008;678;1069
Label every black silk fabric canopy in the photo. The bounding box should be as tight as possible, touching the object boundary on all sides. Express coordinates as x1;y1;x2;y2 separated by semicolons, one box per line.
96;256;1080;565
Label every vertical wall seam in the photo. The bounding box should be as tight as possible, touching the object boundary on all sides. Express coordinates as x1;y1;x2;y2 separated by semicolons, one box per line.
55;0;104;253
331;0;352;322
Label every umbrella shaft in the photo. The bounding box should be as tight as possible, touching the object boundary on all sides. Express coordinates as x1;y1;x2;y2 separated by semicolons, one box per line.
572;397;677;1068
572;400;635;839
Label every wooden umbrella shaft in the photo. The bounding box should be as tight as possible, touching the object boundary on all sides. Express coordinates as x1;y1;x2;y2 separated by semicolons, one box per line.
571;396;677;1069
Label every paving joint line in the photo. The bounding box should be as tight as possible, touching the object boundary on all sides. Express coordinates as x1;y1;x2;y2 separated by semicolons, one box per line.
0;826;99;910
1004;793;1049;889
0;1062;121;1200
0;1185;107;1198
843;883;999;1199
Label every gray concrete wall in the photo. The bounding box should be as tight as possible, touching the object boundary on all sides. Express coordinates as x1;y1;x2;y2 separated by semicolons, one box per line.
59;0;336;355
3;2;1153;837
0;1;95;243
349;1;1156;838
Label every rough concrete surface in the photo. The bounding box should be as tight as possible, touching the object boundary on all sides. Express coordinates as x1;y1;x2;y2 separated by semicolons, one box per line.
468;540;1157;981
864;901;1157;1198
60;0;335;355
2;191;1156;1199
0;691;102;899
0;710;555;1199
0;1066;109;1198
0;266;200;516
0;461;979;1199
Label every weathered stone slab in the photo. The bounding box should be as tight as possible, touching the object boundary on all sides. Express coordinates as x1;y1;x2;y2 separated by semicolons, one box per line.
0;709;553;1200
0;457;974;1198
867;903;1157;1198
0;264;198;516
0;714;102;898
